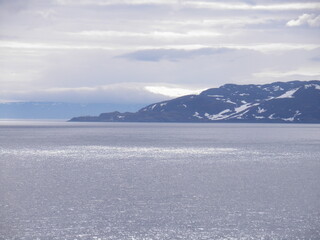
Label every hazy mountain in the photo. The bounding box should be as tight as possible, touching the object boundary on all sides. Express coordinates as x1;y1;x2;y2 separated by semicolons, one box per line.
0;102;144;119
70;80;320;123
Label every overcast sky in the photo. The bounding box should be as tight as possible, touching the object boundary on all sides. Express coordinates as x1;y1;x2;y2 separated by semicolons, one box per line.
1;0;320;104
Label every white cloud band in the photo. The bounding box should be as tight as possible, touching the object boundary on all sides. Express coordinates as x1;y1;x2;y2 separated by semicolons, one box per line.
56;0;320;11
287;14;320;27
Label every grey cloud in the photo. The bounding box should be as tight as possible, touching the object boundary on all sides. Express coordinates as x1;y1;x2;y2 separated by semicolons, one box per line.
0;0;30;10
311;56;320;62
118;48;232;62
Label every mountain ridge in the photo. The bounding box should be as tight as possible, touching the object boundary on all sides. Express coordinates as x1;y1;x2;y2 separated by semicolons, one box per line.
69;80;320;123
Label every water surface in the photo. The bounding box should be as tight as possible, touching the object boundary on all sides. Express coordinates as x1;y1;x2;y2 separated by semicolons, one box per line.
1;121;320;239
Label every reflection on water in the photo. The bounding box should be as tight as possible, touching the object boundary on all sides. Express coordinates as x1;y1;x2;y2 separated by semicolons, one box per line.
1;122;320;239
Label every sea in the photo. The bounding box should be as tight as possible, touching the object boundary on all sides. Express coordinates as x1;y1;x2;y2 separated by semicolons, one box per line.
0;121;320;240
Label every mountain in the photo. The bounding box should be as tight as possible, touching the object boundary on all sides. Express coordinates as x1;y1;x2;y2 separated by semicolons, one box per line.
0;102;144;119
69;80;320;123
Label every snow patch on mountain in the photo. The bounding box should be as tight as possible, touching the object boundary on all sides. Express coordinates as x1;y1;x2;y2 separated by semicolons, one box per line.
276;88;299;99
160;102;167;107
233;110;250;119
204;109;231;120
208;95;223;97
268;114;276;119
234;103;259;113
225;99;236;104
257;107;266;113
193;112;203;119
282;111;301;122
273;86;284;91
304;84;320;90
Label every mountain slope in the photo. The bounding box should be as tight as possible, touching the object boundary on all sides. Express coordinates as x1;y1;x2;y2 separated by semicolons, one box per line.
70;80;320;123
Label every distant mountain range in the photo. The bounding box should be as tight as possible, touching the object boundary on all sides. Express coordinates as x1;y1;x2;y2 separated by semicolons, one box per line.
70;80;320;123
0;102;144;119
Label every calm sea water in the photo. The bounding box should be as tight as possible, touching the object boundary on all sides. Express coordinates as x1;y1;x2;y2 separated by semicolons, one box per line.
0;121;320;240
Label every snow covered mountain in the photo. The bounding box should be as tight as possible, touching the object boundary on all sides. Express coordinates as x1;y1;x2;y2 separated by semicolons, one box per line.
70;80;320;123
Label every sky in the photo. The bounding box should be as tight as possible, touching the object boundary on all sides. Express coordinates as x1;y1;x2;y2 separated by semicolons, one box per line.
1;0;320;105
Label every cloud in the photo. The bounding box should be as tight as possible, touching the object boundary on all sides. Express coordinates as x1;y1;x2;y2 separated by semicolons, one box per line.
184;2;320;11
2;46;319;103
0;41;116;50
0;83;170;104
75;30;222;39
1;40;318;54
118;48;232;61
55;0;177;6
311;56;320;62
1;82;207;103
253;68;320;78
55;0;320;11
162;17;281;28
287;14;320;27
144;86;205;97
